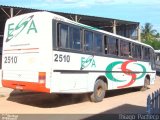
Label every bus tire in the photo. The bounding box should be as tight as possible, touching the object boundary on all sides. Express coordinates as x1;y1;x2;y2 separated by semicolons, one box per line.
89;80;106;102
141;76;150;91
144;76;150;88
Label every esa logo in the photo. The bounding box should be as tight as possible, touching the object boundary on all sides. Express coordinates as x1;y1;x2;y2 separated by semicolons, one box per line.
81;56;96;70
6;15;37;42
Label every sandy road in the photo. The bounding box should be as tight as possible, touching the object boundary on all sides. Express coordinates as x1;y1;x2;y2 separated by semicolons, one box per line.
0;76;159;119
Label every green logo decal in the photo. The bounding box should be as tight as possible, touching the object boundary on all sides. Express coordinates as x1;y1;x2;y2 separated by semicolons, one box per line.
135;63;146;79
81;56;96;70
6;15;37;42
105;60;146;88
105;61;126;82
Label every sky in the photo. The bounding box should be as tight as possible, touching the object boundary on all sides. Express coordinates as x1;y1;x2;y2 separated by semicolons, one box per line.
1;0;160;32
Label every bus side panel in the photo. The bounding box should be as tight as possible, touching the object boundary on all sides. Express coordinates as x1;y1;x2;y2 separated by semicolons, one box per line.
87;72;113;91
50;51;90;93
50;51;114;93
108;59;155;89
50;72;88;93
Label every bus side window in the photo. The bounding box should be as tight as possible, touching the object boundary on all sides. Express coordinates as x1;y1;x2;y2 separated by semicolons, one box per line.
104;36;108;54
108;37;118;56
142;47;150;61
132;44;141;59
94;33;103;53
156;54;160;61
120;40;131;57
69;27;81;50
84;31;93;52
150;49;156;70
59;24;69;48
132;44;135;58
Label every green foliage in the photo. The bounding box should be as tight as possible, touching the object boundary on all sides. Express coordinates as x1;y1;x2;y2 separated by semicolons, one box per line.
143;39;160;50
153;40;160;50
141;23;160;50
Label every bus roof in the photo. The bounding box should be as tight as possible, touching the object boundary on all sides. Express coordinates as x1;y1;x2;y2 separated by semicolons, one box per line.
47;11;154;50
8;11;154;50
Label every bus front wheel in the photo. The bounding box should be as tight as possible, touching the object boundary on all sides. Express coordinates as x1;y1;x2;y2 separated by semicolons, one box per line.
89;80;106;102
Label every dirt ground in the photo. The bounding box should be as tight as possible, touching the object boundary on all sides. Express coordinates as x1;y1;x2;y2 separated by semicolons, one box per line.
0;76;159;119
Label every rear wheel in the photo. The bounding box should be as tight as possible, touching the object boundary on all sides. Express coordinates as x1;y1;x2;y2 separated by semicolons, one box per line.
144;77;150;88
89;80;106;102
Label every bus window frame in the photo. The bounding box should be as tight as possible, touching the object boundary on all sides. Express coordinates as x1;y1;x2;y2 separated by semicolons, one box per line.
69;26;82;51
84;30;94;53
54;20;155;64
142;46;150;61
93;32;104;54
58;23;69;49
131;43;142;61
56;21;83;52
107;36;119;56
119;39;131;58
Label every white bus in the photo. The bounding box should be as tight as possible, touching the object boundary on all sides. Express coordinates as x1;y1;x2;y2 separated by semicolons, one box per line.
2;12;156;102
155;50;160;73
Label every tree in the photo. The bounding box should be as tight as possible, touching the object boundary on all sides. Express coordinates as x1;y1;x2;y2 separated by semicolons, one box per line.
141;23;157;41
155;33;160;38
141;23;160;50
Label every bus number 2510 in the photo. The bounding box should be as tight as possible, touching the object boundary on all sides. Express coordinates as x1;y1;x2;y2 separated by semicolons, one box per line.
54;54;70;62
4;56;18;64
